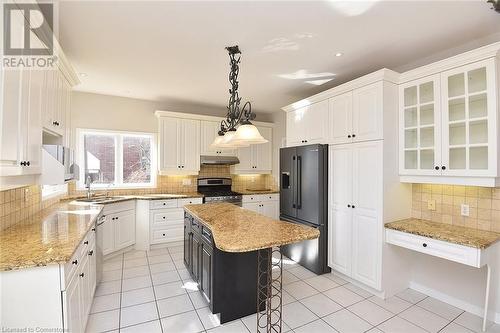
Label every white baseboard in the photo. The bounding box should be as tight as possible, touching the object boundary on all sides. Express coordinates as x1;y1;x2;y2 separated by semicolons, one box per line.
330;269;386;299
409;281;500;324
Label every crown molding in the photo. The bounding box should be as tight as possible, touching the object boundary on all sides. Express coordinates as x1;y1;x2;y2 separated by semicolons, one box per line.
154;110;274;127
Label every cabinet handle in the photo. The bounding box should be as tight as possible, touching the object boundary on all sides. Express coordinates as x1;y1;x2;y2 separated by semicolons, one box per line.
52;121;57;125
88;250;94;256
84;241;88;245
435;166;439;170
92;228;96;232
26;161;30;166
441;166;446;170
79;273;85;278
422;243;427;248
20;161;25;166
72;260;78;265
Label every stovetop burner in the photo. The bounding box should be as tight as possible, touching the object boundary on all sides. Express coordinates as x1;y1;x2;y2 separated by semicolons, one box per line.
197;178;242;205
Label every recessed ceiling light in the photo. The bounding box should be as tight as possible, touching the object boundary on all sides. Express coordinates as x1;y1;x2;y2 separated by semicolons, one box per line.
335;52;343;57
79;72;88;77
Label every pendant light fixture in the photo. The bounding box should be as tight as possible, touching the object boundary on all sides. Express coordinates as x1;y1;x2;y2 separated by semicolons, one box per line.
211;45;268;149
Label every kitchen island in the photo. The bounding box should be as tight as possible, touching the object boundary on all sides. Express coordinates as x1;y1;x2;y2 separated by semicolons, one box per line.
183;203;319;332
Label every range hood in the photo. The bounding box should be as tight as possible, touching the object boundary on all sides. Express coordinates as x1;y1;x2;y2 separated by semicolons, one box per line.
200;155;240;165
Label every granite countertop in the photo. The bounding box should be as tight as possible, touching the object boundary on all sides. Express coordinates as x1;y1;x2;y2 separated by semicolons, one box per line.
237;189;280;195
385;218;500;249
65;192;204;204
0;202;103;271
184;202;319;252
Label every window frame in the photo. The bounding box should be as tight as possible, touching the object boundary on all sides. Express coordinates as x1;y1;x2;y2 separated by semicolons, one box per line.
76;128;157;190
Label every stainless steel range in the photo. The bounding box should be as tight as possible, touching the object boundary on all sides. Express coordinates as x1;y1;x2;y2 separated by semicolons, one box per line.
198;178;242;206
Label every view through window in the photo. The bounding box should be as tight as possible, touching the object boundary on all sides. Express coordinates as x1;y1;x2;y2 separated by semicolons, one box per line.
79;130;154;188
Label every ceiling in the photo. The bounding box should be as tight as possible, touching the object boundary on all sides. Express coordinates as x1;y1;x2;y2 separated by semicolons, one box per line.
58;1;500;114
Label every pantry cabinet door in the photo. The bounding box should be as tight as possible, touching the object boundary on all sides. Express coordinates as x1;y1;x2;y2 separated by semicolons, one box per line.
328;145;353;275
329;92;353;145
399;75;441;176
352;81;383;143
440;58;497;177
351;141;382;290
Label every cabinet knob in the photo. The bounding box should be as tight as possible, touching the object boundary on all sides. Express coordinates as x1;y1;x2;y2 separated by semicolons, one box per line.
182;166;184;168
84;241;88;245
347;204;351;208
162;233;166;236
163;216;166;219
26;161;30;166
79;273;85;278
435;166;439;170
422;243;427;248
92;228;96;232
20;161;25;166
163;203;166;206
52;121;57;125
348;135;351;138
116;217;119;220
88;250;94;256
441;166;446;170
352;205;355;208
72;260;78;265
352;134;356;138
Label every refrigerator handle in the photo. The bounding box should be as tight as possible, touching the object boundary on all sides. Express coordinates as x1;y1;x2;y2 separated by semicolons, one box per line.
297;155;302;209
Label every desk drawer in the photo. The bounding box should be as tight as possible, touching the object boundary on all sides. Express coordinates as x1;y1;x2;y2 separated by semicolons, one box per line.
385;229;481;267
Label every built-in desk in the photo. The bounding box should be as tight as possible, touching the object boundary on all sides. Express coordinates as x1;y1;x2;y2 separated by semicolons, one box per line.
385;218;500;331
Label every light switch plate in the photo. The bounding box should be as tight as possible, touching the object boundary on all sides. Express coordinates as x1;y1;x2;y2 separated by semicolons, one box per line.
461;204;470;217
427;199;436;211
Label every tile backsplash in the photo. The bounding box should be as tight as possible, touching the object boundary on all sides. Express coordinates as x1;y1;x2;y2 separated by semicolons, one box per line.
412;184;500;232
0;165;277;231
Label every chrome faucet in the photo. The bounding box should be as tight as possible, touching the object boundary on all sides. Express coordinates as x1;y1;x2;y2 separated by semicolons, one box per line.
85;175;94;199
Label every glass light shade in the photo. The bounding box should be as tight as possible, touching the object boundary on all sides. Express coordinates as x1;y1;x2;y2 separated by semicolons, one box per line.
210;131;250;148
210;135;226;148
232;124;268;144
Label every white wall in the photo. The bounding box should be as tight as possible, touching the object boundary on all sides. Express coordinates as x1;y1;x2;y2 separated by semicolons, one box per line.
71;90;274;135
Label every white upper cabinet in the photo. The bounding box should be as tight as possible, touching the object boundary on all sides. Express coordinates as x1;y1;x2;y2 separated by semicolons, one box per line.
329;92;353;145
200;120;235;156
158;116;200;175
399;75;441;175
234;126;272;174
441;59;497;177
286;100;328;146
352;81;384;143
399;56;499;186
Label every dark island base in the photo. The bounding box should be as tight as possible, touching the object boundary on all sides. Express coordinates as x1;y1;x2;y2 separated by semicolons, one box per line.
183;213;269;324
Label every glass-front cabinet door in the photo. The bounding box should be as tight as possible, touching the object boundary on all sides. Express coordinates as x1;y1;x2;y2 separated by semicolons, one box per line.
399;75;441;175
441;58;497;177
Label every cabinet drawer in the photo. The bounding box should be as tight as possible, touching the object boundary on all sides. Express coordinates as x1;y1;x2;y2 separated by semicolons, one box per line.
64;226;96;287
385;229;481;267
242;195;261;203
103;201;135;214
260;194;279;202
178;197;203;207
152;209;184;227
151;227;184;244
150;200;178;209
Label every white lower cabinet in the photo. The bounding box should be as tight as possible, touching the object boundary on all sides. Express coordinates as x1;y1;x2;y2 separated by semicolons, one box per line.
62;226;97;332
150;198;203;244
242;194;279;219
99;201;136;256
329;141;382;290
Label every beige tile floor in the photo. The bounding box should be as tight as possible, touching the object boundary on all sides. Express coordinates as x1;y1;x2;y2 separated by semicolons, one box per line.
86;242;500;333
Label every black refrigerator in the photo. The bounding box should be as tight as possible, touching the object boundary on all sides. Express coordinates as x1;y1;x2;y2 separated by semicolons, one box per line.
280;144;330;275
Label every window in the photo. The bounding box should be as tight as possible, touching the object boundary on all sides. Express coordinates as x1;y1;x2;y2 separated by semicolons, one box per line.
77;129;155;188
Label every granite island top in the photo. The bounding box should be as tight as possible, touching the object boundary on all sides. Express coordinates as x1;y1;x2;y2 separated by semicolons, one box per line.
0;202;103;271
183;202;319;253
385;218;500;249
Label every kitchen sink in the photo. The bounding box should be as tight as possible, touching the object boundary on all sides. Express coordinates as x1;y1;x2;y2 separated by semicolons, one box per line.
76;196;126;203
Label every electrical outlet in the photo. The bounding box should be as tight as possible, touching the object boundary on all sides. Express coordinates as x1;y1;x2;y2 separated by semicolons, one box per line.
182;179;191;186
427;199;436;211
461;204;470;217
